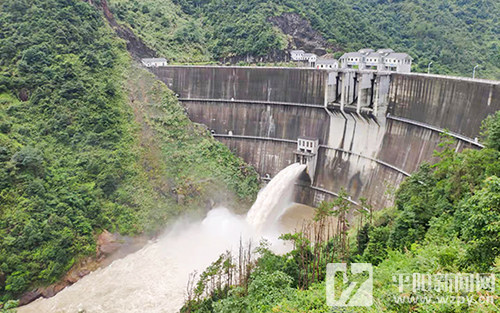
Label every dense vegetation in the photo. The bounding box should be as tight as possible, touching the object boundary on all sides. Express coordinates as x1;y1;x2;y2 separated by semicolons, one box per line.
109;0;212;63
182;112;500;313
0;0;259;303
109;0;499;78
0;0;498;309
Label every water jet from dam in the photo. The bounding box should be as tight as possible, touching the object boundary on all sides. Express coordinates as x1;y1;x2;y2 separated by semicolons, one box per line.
153;66;499;211
19;163;308;313
246;163;307;232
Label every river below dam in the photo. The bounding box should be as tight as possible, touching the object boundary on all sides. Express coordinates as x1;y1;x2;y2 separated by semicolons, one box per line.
19;163;312;313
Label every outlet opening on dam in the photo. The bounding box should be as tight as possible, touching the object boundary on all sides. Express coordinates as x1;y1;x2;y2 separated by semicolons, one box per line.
19;164;316;313
17;65;499;313
150;65;499;211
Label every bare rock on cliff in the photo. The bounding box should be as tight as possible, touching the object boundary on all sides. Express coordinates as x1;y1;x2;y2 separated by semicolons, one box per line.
97;230;121;257
18;291;42;306
84;0;156;60
268;13;337;55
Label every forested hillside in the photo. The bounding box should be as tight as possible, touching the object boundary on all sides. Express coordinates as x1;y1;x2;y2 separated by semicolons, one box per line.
182;112;500;313
0;0;258;302
108;0;212;62
0;0;498;309
108;0;499;78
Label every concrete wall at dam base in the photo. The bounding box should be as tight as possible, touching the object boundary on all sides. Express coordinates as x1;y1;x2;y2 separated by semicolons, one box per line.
151;66;499;210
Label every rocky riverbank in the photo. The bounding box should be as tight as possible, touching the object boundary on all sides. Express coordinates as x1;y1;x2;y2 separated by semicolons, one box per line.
17;231;149;306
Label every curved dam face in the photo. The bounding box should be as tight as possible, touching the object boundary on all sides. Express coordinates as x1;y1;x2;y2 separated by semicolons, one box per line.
151;66;500;209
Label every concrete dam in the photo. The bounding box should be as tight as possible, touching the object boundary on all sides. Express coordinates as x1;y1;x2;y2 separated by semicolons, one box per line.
151;66;500;210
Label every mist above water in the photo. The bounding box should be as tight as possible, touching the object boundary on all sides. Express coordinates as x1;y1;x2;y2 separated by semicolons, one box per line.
19;163;308;313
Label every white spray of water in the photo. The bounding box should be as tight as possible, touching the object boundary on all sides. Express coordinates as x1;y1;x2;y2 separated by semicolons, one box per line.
18;163;307;313
246;163;307;233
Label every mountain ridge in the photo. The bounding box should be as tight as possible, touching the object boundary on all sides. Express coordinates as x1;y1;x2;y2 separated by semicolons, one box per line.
109;0;499;78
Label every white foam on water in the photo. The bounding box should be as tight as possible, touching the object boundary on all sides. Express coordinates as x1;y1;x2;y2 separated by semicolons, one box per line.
18;163;307;313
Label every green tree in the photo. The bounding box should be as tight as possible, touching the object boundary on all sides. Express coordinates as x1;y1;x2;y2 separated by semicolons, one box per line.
455;176;500;271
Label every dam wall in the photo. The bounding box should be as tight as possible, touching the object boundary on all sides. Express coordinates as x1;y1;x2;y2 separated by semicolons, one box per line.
154;66;326;104
151;66;499;209
389;74;499;137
